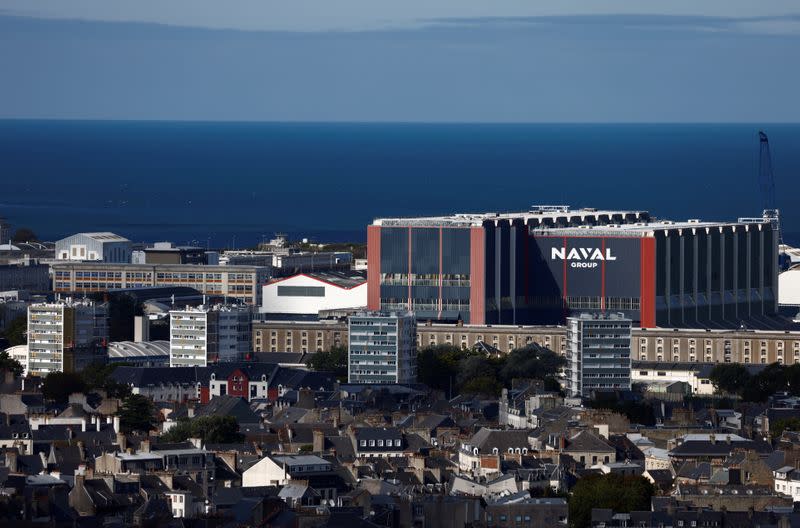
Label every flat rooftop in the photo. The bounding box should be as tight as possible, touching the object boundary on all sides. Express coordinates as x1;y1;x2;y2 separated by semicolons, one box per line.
373;206;649;227
533;218;769;237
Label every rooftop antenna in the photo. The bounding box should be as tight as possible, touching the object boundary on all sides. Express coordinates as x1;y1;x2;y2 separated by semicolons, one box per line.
757;131;782;244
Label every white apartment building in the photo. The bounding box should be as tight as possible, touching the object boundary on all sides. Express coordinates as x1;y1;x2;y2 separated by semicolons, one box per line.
348;311;417;384
169;304;252;367
566;312;632;398
27;299;108;377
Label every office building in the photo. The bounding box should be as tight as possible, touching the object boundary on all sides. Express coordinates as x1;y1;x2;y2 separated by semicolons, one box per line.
368;206;778;328
55;232;132;263
348;311;417;384
26;299;109;377
566;313;632;397
169;304;252;367
261;271;367;315
52;262;269;305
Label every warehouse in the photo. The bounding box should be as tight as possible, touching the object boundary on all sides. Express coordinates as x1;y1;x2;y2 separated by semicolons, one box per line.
367;206;778;329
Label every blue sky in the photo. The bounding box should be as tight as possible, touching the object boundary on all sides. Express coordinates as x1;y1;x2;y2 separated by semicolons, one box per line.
0;1;799;121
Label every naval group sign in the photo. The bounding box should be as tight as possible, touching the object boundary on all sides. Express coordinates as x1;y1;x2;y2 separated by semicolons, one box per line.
529;235;642;299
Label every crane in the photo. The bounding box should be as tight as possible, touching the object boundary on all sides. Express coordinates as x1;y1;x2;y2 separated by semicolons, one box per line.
739;131;783;246
758;131;782;244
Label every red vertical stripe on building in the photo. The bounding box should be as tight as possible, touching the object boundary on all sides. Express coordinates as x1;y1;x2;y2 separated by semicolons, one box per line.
640;237;656;328
601;238;606;312
407;227;412;311
469;227;485;325
438;227;443;318
523;228;530;304
367;225;381;310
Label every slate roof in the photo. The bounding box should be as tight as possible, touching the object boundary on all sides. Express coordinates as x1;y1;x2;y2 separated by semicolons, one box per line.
465;428;530;454
563;431;615;454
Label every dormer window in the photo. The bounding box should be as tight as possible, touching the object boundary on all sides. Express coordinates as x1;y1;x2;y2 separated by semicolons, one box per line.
360;440;367;447
369;440;375;447
378;440;384;447
395;439;401;447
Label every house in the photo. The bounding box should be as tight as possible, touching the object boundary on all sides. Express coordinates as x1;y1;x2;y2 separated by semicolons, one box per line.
352;427;406;458
562;430;616;467
243;454;332;487
458;428;532;475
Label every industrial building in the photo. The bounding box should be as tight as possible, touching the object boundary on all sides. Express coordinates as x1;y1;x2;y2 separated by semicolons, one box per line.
55;232;132;263
565;313;632;397
52;262;269;305
261;271;367;315
348;311;417;385
169;304;252;367
26;299;109;377
367;206;778;329
0;262;50;292
108;340;170;367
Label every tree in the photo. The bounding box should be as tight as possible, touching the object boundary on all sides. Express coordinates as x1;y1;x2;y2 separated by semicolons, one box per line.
118;394;156;433
2;315;27;347
11;227;37;243
0;350;23;377
771;417;800;439
416;344;472;394
161;415;243;444
460;376;503;396
708;364;751;395
568;474;654;528
307;345;348;380
499;345;566;384
41;372;87;401
80;362;131;399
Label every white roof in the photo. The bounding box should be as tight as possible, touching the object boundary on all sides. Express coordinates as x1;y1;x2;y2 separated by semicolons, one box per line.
108;341;170;358
81;232;130;242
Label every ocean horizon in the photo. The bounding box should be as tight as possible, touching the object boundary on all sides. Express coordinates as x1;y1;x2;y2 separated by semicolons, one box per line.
2;120;800;248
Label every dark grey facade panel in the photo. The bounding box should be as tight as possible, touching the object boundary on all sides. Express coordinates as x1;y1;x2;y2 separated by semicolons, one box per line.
441;228;471;274
380;227;408;274
410;228;439;275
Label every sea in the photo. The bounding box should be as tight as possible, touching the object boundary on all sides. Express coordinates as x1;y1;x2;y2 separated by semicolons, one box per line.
1;120;800;248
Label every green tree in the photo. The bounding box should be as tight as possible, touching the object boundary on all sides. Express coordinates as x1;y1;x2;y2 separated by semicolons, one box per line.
2;315;27;347
568;474;654;528
0;350;23;377
499;345;566;384
161;415;244;444
80;362;132;399
708;364;751;395
118;394;156;433
460;376;503;396
11;227;37;243
307;345;348;380
416;344;472;394
771;417;800;439
41;372;87;401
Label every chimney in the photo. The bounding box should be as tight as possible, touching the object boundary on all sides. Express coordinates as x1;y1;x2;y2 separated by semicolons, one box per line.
113;415;120;433
116;432;127;452
187;406;195;419
709;434;716;445
5;450;18;473
81;419;87;433
96;419;101;432
140;439;151;453
3;370;13;384
726;435;731;445
77;441;85;461
74;473;86;495
313;430;325;453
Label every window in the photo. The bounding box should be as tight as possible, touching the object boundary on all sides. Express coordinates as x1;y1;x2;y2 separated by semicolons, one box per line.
277;286;325;297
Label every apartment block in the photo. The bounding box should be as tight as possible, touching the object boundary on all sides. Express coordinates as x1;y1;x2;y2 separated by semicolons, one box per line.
27;299;109;377
169;304;252;367
566;313;632;397
348;311;417;384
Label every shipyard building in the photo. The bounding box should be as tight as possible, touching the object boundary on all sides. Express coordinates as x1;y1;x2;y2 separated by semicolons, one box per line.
367;206;778;329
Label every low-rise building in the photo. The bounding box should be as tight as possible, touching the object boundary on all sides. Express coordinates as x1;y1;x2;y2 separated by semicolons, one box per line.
242;454;333;487
261;271;366;315
55;232;132;263
52;262;269;305
253;319;347;354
